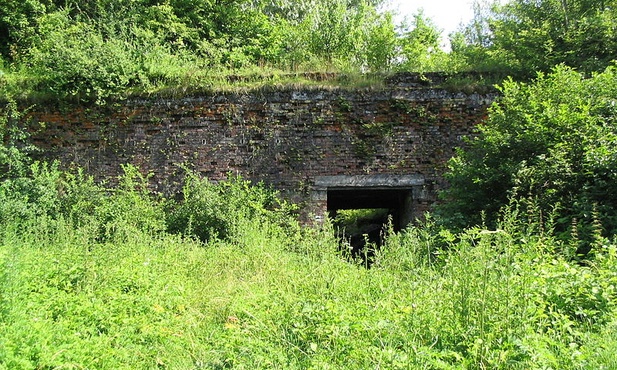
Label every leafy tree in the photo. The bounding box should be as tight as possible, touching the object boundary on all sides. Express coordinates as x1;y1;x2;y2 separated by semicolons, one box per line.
448;0;511;73
456;0;617;76
364;11;397;72
439;65;617;247
0;0;48;60
253;0;385;22
398;11;449;72
303;0;363;65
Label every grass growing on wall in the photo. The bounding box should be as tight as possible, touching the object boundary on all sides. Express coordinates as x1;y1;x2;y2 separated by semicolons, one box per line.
1;165;617;369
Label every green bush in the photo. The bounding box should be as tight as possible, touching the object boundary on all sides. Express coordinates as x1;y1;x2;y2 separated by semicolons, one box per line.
91;165;166;242
28;11;140;102
0;161;62;224
0;101;57;225
0;100;35;179
165;172;297;243
439;65;617;248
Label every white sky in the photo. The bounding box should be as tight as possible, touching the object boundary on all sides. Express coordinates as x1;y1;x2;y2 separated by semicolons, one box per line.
385;0;476;39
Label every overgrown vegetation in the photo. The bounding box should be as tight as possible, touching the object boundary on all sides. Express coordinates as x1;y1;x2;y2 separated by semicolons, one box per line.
0;0;447;102
2;0;615;102
438;65;617;250
2;0;617;367
452;0;617;77
2;95;617;368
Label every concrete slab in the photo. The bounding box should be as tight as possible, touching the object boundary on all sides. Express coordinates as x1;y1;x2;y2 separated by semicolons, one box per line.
314;174;425;189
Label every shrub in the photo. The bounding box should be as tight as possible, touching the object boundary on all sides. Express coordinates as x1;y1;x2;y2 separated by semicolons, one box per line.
438;65;617;249
28;11;140;102
92;164;165;241
27;10;201;102
0;100;36;179
165;171;297;243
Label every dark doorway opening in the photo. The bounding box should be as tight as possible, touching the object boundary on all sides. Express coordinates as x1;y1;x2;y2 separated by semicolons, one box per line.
327;188;412;230
327;188;413;266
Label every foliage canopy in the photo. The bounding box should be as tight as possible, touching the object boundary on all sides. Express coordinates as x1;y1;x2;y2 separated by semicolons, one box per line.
439;65;617;249
452;0;617;76
1;0;616;101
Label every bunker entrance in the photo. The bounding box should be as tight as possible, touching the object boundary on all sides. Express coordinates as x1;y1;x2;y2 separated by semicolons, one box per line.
315;175;424;265
328;188;414;265
327;188;413;231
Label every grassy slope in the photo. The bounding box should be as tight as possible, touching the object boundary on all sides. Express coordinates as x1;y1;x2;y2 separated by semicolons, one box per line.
1;66;501;105
0;67;388;104
2;212;617;369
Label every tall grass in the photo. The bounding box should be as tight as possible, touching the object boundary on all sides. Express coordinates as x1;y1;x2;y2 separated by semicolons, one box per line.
1;164;616;369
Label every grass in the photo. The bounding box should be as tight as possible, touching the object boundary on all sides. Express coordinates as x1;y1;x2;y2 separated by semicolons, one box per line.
0;60;499;106
2;202;616;369
0;63;391;105
0;164;615;369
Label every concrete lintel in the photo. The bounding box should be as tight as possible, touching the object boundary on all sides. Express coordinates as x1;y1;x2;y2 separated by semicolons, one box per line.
314;174;424;189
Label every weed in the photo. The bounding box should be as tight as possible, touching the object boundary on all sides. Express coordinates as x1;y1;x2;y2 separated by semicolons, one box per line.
0;159;616;369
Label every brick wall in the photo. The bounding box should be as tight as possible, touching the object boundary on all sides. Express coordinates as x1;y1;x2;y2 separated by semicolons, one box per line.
28;75;496;220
